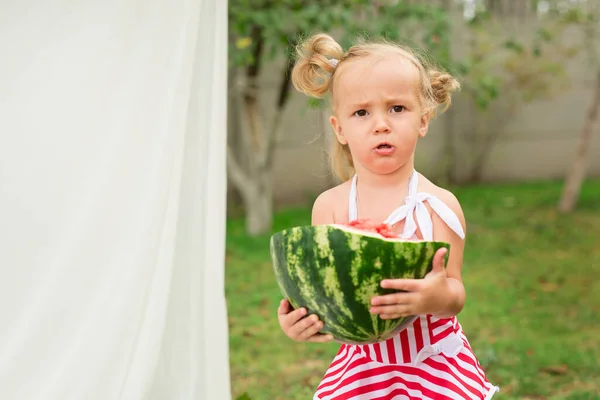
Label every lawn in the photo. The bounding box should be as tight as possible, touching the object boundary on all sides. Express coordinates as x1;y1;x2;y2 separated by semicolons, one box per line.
225;179;600;400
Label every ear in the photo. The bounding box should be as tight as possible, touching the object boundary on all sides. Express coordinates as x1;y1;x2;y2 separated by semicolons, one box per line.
329;115;347;145
418;112;431;138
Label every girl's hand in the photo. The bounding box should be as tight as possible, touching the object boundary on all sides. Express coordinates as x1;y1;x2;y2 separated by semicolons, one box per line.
369;248;453;318
277;299;334;343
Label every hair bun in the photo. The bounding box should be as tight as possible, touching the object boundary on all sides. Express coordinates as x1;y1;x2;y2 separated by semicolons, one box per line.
291;34;344;98
428;70;460;112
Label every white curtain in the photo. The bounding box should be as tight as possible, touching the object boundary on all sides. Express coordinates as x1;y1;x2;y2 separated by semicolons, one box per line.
0;1;231;399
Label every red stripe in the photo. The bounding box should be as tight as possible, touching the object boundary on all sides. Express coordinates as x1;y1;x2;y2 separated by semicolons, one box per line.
324;363;465;400
386;337;397;364
370;386;417;400
461;336;476;353
457;349;487;382
413;317;424;353
427;315;434;343
425;357;484;398
341;372;442;400
324;345;349;374
400;329;410;363
443;351;487;389
330;345;348;366
457;339;486;375
316;357;372;399
452;320;460;333
429;317;451;329
364;344;371;360
373;342;383;363
432;326;454;341
318;347;354;387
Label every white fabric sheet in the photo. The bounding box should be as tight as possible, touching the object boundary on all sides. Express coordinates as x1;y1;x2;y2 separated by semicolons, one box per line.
0;0;231;399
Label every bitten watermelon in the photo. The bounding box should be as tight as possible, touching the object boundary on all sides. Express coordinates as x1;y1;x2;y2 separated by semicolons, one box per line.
270;220;450;345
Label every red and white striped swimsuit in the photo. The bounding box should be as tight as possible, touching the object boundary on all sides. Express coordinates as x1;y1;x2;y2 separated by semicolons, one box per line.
314;170;499;400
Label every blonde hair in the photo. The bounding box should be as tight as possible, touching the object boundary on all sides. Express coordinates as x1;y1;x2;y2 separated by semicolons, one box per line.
291;33;460;181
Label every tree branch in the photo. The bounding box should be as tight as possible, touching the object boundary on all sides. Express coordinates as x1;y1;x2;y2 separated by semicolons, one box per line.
244;25;265;152
260;46;295;169
468;98;515;182
559;69;600;212
247;25;264;79
232;67;259;175
227;144;250;198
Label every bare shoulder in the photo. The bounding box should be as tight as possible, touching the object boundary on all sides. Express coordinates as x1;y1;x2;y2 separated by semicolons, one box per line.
418;174;466;229
311;180;351;225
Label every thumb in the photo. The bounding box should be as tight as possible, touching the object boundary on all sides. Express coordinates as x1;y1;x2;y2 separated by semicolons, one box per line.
277;299;291;316
431;247;448;273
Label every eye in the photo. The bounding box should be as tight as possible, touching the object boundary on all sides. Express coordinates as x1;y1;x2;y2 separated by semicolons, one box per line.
391;105;405;113
353;109;368;117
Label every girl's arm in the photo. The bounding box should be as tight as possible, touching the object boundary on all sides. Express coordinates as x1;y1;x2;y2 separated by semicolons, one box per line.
429;190;467;318
311;190;336;225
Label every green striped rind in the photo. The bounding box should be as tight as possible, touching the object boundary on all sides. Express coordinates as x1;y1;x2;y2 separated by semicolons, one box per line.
270;225;450;345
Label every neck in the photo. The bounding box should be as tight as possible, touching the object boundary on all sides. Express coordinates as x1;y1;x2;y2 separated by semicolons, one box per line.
353;161;415;191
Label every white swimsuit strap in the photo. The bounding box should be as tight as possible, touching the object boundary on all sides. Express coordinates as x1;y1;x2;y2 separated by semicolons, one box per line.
348;170;465;241
382;170;418;226
384;171;465;240
348;174;358;222
407;169;419;196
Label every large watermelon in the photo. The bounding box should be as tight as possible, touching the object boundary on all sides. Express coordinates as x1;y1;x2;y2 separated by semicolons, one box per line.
270;220;450;345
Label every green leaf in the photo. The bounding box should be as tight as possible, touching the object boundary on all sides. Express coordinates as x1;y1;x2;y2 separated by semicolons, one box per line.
504;39;525;54
536;28;554;42
307;97;326;110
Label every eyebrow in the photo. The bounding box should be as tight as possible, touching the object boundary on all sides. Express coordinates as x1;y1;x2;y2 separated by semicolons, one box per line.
348;101;370;109
348;97;412;109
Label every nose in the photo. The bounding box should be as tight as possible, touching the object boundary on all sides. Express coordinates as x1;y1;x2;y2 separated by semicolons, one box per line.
372;113;391;134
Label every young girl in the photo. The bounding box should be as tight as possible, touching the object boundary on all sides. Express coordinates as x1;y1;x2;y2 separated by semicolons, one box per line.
276;33;500;399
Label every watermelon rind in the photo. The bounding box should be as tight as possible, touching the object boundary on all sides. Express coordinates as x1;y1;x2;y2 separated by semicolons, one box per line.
270;224;450;345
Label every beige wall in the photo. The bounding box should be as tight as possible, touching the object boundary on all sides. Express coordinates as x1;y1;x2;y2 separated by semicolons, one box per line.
228;11;600;210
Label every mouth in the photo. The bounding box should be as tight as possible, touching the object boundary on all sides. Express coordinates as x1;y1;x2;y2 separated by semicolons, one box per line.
373;142;395;155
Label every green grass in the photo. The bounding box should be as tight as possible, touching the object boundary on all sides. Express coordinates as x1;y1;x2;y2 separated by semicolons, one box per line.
225;179;600;400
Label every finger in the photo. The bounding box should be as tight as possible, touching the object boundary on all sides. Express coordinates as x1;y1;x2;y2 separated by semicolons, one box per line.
380;312;413;320
378;278;423;292
432;247;448;273
307;333;335;343
280;306;307;328
289;313;320;338
371;291;417;306
277;299;291;316
297;317;325;341
371;304;414;317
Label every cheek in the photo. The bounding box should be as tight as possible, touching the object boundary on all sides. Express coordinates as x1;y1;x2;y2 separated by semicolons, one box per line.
339;122;358;140
399;117;422;136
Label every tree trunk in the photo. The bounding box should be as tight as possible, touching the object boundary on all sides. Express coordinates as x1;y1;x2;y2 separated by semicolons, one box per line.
467;136;494;183
465;100;515;184
464;127;493;184
558;70;600;213
227;142;274;235
243;171;273;236
442;106;456;185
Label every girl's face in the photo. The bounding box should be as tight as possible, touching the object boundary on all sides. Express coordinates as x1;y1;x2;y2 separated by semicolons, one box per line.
329;54;430;177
